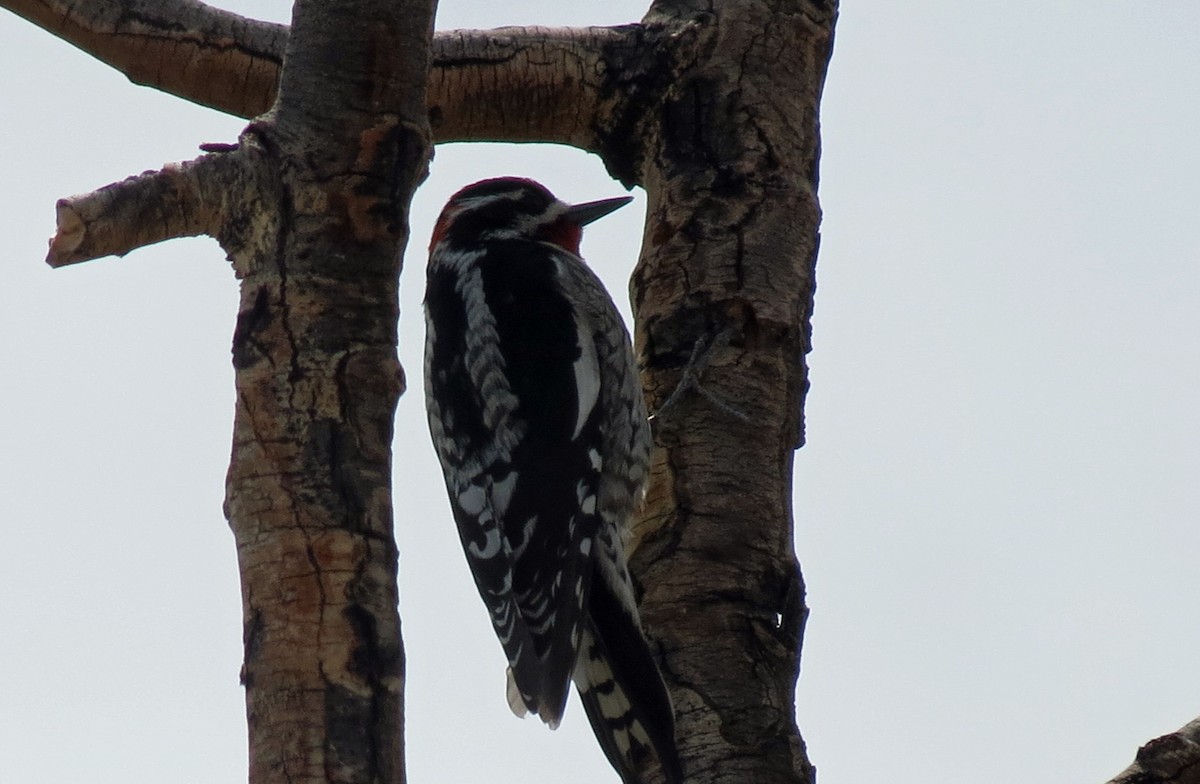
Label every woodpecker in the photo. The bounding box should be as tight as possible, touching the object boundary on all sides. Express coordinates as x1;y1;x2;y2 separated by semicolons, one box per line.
423;177;681;784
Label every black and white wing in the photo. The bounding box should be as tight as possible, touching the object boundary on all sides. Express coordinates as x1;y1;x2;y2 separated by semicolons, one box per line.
424;240;605;726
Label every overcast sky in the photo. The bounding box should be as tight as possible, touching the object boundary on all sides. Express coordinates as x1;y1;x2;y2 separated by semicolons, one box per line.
2;2;1198;783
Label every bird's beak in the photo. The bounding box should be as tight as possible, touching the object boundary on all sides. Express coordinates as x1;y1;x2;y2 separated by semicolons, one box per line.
565;196;634;226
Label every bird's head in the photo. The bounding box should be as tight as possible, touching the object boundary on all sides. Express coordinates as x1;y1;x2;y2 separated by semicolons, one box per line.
430;177;632;256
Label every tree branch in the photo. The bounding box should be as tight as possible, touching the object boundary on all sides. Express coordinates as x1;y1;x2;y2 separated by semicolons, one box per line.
2;0;661;150
47;147;254;267
429;25;632;149
1108;718;1200;784
2;0;284;118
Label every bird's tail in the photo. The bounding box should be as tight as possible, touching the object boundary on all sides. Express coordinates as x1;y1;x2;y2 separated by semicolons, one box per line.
574;576;682;784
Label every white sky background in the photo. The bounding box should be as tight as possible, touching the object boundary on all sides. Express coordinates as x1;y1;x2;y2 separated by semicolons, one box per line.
2;1;1198;782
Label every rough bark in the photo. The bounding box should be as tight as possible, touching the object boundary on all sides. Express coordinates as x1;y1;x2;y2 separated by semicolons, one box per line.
15;0;834;781
46;151;256;266
615;1;835;782
2;0;285;118
1107;718;1200;784
2;0;653;148
12;1;1191;783
20;1;434;782
220;1;433;782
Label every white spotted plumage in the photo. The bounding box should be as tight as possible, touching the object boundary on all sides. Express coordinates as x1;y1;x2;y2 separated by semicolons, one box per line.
423;178;681;784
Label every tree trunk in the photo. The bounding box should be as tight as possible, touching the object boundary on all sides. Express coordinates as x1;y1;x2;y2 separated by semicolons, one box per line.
220;2;432;782
11;2;1199;784
6;0;838;781
622;2;836;782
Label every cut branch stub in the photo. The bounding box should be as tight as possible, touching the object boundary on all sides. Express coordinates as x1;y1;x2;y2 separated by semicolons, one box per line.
46;152;251;268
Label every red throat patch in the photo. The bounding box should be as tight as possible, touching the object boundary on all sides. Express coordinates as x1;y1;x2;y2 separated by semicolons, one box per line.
538;218;583;255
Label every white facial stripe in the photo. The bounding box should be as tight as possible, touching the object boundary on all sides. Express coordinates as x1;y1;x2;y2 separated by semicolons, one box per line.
453;191;526;211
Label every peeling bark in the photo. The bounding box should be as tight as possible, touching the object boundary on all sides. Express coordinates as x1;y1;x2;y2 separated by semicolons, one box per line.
11;0;842;781
219;1;433;781
12;0;1197;782
20;0;433;782
618;2;837;782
